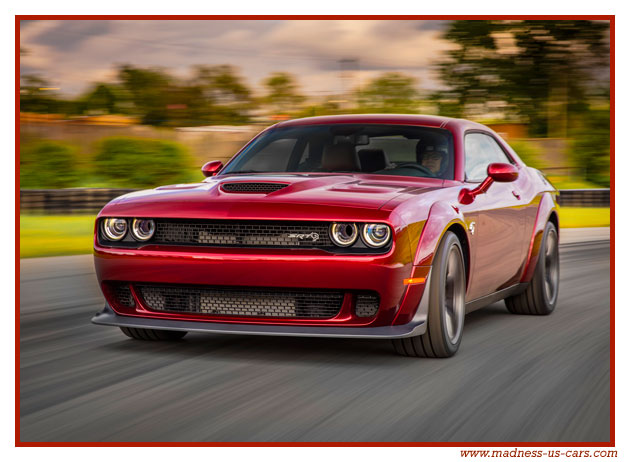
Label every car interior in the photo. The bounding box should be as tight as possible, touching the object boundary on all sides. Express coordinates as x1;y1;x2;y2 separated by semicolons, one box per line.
225;125;455;179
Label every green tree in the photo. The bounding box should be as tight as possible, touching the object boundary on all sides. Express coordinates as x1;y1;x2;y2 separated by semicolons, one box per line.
357;72;419;113
117;65;173;125
20;141;80;188
81;83;121;115
94;137;192;187
190;65;253;124
569;106;610;187
193;65;250;104
295;100;343;118
507;140;545;169
263;72;305;113
114;64;254;126
20;75;61;113
434;20;609;136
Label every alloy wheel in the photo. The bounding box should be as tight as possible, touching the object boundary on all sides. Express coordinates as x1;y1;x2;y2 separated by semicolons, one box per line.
543;228;560;305
443;247;465;344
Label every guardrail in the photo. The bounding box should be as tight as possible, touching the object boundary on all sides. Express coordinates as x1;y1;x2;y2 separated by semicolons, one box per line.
19;187;611;214
555;189;610;207
20;188;139;214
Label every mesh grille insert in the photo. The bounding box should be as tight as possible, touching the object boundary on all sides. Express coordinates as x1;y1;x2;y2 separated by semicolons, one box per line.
221;183;289;193
153;220;333;248
113;284;135;307
355;293;380;317
136;284;345;319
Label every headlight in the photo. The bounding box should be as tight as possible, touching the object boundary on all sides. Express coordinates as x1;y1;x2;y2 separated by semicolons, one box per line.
131;218;155;241
361;223;391;248
329;223;359;247
102;218;128;241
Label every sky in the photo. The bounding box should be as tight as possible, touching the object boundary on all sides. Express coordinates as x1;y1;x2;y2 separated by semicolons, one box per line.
19;19;454;98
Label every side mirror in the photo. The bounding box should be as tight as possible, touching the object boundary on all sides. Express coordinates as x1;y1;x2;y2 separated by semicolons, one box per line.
487;163;518;183
458;163;518;205
201;160;224;177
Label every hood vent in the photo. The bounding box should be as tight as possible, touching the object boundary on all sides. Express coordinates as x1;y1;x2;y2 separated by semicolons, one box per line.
221;182;289;194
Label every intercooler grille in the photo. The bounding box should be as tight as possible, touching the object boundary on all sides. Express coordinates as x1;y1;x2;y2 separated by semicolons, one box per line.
221;182;289;193
153;220;333;248
136;284;345;319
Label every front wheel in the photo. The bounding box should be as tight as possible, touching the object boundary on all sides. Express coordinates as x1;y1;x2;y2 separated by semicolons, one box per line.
505;221;559;315
120;326;188;341
392;231;466;358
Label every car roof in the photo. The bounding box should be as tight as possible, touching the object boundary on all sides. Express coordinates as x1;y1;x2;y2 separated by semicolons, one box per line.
274;114;488;131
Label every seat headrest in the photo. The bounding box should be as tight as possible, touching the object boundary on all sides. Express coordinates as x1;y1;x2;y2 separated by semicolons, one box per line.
321;143;361;172
358;149;390;173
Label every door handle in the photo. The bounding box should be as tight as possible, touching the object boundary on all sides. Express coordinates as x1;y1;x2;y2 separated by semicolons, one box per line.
512;191;521;200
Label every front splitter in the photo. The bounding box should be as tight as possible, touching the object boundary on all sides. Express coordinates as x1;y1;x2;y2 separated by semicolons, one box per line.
91;304;426;339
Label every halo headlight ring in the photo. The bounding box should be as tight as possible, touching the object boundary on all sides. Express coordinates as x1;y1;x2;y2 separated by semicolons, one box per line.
131;218;156;241
361;223;392;248
102;218;128;241
329;223;359;247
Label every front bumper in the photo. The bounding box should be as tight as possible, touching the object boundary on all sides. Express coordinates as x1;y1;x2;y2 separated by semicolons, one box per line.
92;290;429;338
94;236;431;328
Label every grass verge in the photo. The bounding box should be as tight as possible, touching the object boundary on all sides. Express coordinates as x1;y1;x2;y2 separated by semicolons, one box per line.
20;215;95;258
19;208;610;258
558;207;610;229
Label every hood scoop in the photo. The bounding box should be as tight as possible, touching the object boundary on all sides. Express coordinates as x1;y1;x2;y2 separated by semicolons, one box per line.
220;182;289;194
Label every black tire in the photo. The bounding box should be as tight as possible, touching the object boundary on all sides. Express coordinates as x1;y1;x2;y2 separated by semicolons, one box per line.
505;221;559;315
119;326;188;341
392;231;466;358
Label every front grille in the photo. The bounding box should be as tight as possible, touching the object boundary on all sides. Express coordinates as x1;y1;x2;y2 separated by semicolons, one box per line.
153;220;333;248
221;182;289;193
136;284;345;319
355;293;380;317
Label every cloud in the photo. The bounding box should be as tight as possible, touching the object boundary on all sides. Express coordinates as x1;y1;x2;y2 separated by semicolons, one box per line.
19;19;452;97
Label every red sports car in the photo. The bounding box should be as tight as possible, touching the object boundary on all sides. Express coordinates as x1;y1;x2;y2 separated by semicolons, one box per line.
92;114;559;358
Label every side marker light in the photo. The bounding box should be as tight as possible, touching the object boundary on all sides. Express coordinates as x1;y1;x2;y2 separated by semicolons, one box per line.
403;277;426;285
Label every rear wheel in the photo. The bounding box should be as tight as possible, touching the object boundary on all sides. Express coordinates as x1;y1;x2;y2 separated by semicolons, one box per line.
119;326;188;341
392;231;466;358
505;221;559;315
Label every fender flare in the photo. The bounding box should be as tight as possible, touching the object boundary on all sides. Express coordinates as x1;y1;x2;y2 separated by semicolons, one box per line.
520;192;559;283
413;201;470;271
392;202;470;326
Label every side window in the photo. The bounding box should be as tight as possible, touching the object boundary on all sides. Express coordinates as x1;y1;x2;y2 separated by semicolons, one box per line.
239;138;297;172
464;133;512;182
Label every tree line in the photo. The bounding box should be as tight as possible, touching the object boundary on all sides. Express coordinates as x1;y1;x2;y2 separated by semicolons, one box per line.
21;64;426;126
21;20;609;133
20;20;610;184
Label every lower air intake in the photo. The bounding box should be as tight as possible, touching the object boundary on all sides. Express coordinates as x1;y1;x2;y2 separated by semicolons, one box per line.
136;284;345;319
114;284;135;307
355;293;380;317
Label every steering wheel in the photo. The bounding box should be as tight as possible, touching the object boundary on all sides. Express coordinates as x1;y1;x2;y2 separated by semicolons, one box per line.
395;162;437;177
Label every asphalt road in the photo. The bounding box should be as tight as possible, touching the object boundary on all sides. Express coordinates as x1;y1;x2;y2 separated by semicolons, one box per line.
19;238;610;442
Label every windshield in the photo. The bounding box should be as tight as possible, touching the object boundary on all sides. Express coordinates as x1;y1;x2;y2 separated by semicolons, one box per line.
222;124;455;179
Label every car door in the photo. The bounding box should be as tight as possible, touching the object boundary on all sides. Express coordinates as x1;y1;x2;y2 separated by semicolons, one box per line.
464;132;527;301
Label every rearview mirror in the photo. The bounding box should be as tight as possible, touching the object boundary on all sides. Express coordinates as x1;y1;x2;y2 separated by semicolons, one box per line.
201;161;224;177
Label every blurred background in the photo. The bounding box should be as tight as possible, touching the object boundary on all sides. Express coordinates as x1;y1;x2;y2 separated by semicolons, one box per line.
19;19;611;257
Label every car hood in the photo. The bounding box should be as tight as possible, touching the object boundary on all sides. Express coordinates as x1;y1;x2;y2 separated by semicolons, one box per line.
100;173;444;220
